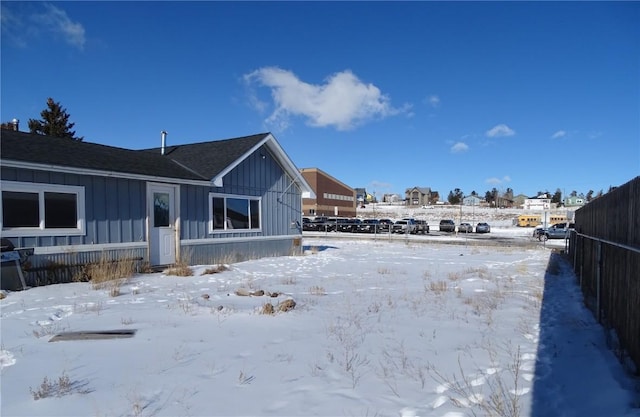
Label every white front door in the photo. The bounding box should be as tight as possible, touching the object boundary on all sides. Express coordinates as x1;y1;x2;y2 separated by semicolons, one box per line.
148;184;177;266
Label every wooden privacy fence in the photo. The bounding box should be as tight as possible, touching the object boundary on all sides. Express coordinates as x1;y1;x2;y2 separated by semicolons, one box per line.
568;176;640;373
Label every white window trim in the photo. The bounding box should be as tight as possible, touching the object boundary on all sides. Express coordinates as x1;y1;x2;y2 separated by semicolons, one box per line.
208;192;262;234
1;181;86;236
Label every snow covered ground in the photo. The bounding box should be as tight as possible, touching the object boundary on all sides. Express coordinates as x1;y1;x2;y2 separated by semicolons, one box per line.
1;224;639;416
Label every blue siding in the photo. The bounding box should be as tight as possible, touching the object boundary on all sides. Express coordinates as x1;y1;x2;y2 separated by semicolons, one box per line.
179;147;302;240
2;143;304;284
1;166;147;248
183;236;302;265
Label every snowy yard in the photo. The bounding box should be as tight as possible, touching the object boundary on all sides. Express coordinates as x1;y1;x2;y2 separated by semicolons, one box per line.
1;232;638;417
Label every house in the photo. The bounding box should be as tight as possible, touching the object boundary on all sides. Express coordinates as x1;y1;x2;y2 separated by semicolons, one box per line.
405;187;439;206
382;193;401;203
523;194;552;210
0;130;313;285
354;187;367;205
462;195;482;206
513;194;528;208
300;168;356;218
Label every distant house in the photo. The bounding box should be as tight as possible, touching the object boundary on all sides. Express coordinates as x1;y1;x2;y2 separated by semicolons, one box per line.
382;193;402;203
1;130;313;284
300;168;356;218
462;195;482;206
405;187;438;206
513;194;528;208
523;195;552;210
354;187;367;205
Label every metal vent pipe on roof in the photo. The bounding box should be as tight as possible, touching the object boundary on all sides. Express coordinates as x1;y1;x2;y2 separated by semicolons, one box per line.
161;131;167;155
11;118;19;131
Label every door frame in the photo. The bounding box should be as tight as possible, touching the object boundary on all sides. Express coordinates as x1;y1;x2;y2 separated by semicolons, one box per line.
146;182;180;266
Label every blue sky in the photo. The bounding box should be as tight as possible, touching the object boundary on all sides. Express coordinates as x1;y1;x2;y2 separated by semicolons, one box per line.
2;1;638;199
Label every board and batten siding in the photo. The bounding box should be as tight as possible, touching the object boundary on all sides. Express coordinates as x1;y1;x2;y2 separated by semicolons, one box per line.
179;149;303;265
1;166;147;248
180;149;302;240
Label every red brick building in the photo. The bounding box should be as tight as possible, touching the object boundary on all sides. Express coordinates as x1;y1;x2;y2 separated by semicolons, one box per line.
300;168;356;218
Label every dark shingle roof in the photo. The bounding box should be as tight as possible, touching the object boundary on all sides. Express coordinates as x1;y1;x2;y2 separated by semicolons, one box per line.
0;130;270;182
140;133;269;180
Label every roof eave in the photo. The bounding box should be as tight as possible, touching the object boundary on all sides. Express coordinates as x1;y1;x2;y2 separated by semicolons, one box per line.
211;134;315;198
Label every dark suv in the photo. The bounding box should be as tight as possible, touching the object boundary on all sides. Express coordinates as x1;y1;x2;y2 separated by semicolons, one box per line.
357;219;381;233
439;219;456;232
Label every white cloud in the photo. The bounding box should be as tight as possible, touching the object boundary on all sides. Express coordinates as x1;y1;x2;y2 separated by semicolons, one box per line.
551;130;567;139
32;4;86;50
485;124;515;138
244;67;408;131
427;95;440;108
485;176;511;185
451;142;469;153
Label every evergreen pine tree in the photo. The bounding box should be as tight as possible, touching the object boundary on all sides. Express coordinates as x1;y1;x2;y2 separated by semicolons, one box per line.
28;98;83;140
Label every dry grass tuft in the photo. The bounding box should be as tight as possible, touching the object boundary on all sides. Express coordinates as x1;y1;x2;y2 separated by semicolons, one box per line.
166;259;193;277
428;280;448;294
201;265;228;275
448;271;463;282
260;303;275;315
309;285;326;296
78;252;137;295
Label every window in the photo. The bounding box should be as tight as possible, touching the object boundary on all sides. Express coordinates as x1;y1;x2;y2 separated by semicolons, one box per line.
209;193;261;232
1;181;85;236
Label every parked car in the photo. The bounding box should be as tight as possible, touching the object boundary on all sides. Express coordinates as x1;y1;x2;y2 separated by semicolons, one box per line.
337;218;361;233
307;216;330;232
439;219;456;232
378;218;394;233
538;222;575;241
357;219;382;233
393;219;417;234
475;222;491;233
413;219;430;234
302;217;313;231
458;223;473;233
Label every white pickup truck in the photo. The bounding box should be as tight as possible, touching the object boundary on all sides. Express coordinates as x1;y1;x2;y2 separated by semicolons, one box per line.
392;219;417;234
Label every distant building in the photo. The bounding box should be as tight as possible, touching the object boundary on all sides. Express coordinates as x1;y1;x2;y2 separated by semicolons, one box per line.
523;195;552;210
382;193;402;203
405;187;439;206
300;168;356;217
462;195;482;206
354;188;367;205
513;194;528;208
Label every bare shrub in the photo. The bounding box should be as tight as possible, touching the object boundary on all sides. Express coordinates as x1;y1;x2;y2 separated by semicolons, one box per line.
427;344;524;417
30;371;92;400
326;313;369;388
309;285;326;296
